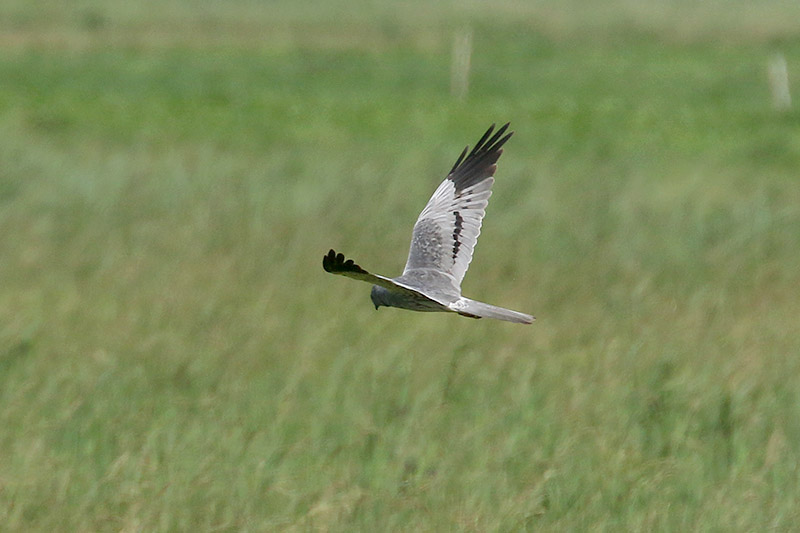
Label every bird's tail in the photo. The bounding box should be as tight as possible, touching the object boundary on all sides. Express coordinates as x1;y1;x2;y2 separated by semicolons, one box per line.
451;298;534;324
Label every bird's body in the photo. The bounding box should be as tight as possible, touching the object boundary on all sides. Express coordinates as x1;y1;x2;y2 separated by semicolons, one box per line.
323;123;534;324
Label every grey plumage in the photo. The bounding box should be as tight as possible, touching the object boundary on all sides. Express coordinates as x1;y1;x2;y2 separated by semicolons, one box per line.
322;123;534;324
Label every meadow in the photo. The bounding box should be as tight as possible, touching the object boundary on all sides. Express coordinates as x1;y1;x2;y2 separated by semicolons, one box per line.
1;1;800;530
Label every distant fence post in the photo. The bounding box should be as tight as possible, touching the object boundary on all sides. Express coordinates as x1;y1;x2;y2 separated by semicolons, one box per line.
768;52;791;111
451;27;473;101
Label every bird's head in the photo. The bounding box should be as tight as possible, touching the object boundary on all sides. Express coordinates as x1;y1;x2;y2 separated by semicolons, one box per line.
370;285;389;310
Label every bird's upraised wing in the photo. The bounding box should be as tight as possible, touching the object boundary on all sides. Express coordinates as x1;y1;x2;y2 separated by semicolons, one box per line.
402;123;513;288
322;249;446;305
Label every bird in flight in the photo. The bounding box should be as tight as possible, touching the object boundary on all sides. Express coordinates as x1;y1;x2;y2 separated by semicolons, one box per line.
323;123;533;324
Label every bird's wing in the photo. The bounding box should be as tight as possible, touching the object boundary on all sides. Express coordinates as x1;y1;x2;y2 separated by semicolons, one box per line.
403;123;513;288
322;249;446;305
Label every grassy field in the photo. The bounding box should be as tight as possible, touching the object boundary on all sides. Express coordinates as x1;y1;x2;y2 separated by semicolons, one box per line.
2;1;800;530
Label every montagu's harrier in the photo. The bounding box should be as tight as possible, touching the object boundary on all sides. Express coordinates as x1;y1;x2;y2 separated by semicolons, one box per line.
323;123;533;324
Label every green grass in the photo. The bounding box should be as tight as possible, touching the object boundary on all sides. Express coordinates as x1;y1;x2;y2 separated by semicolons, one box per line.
2;1;800;530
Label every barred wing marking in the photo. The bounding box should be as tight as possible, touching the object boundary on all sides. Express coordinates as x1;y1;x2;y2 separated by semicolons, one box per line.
405;177;493;288
403;123;512;288
322;249;446;305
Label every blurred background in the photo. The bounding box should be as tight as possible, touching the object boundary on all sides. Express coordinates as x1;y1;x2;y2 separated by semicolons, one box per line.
1;1;799;530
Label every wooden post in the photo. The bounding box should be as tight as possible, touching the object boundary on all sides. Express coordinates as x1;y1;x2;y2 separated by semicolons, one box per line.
768;52;791;111
451;27;473;101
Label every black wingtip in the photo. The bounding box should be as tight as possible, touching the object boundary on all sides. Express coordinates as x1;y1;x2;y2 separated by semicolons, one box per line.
484;122;511;151
322;249;368;275
461;122;513;162
323;249;336;272
447;122;514;189
468;123;497;158
450;146;469;174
